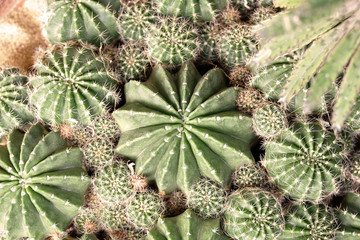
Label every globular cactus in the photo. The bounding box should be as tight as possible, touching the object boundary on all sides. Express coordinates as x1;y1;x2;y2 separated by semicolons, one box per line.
30;44;118;126
218;25;258;69
45;0;119;46
119;3;156;41
232;163;268;189
73;207;100;234
236;88;264;114
94;162;132;204
0;124;90;239
83;138;114;168
263;122;344;202
252;103;287;138
187;178;227;218
347;153;360;184
99;203;129;231
146;18;199;66
0;68;34;134
250;7;275;25
126;190;165;229
91;114;120;141
228;65;252;86
222;188;284;240
279;203;336;239
336;192;360;239
113;62;256;194
199;23;219;60
144;209;229;240
154;0;228;22
219;5;241;26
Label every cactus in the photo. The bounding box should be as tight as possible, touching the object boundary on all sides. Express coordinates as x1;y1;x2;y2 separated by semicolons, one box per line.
91;114;120;141
263;122;344;201
164;190;187;216
236;88;264;114
0;68;34;134
154;0;228;22
73;207;100;234
279;203;336;239
232;163;268;189
0;124;90;239
94;162;133;204
100;203;129;230
113;61;256;194
30;44;118;126
187;178;227;218
229;65;252;86
143;209;229;240
344;98;360;134
45;0;119;46
222;188;283;240
146;18;199;66
252;103;287;138
126;190;165;229
347;153;360;184
83;138;114;168
250;6;275;24
337;192;360;239
199;22;219;60
119;3;156;41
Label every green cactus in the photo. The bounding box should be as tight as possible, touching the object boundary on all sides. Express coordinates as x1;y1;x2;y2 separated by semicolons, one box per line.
0;124;90;239
0;68;34;135
250;6;275;24
113;62;256;194
344;98;360;133
263;121;344;201
126;190;165;230
154;0;228;22
228;65;252;86
279;203;336;239
83;138;114;168
73;207;100;234
143;209;229;240
347;153;360;184
91;114;120;141
187;178;227;218
199;22;219;60
337;192;360;239
146;18;199;66
222;188;283;240
232;163;268;189
45;0;119;46
236;88;264;114
99;203;129;230
252;103;287;138
97;0;122;12
30;45;118;126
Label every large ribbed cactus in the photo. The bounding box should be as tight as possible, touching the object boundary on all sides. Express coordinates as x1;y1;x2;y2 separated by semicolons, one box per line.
143;209;229;240
263;122;344;201
46;0;119;46
113;62;255;194
30;45;118;125
0;68;34;134
337;192;360;239
0;124;90;239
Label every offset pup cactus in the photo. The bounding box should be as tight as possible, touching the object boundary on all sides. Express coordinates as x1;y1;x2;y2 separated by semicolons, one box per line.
113;62;255;194
0;124;90;239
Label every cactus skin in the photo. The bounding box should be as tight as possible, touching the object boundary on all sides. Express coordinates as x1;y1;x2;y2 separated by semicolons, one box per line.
73;208;100;234
263;122;344;202
83;136;114;168
0;68;34;134
0;124;90;240
199;23;219;60
46;0;119;46
146;18;199;66
279;203;336;239
222;188;283;240
126;190;165;230
232;0;257;12
143;209;229;240
91;114;120;141
187;178;227;218
31;45;118;126
337;192;360;239
154;0;228;22
236;88;264;114
232;163;268;189
100;203;129;230
252;103;287;138
113;62;256;194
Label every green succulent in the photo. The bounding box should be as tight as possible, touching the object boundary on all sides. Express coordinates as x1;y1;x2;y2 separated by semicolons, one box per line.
99;203;129;230
91;114;120;141
199;22;219;60
113;62;256;194
232;163;268;189
0;124;90;239
337;192;360;239
73;207;100;234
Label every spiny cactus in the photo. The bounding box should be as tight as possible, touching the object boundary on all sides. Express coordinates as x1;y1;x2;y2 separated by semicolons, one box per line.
263;121;344;201
0;124;90;239
252;103;287;138
337;192;360;239
46;0;119;46
154;0;228;22
228;65;252;86
146;18;199;66
143;209;229;239
30;44;118;125
164;190;187;216
347;153;360;184
279;203;336;239
113;62;256;194
187;178;227;218
126;190;165;230
91;114;120;141
222;188;283;240
232;163;268;189
250;6;275;24
83;138;114;168
236;88;264;114
344;99;360;134
99;203;129;230
73;207;100;234
199;22;219;60
0;68;34;134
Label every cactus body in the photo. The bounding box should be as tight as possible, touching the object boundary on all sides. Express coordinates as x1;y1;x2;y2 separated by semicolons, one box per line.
113;62;255;194
264;122;344;201
199;23;219;60
74;208;100;234
0;124;90;239
232;163;267;189
337;192;360;239
100;203;129;230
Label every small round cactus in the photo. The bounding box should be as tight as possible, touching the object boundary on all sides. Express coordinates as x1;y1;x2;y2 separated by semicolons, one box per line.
252;103;287;138
187;178;227;218
220;5;241;25
146;18;199;66
126;190;165;229
232;163;268;189
250;7;275;24
74;208;100;234
236;88;264;114
94;162;133;204
91;114;120;141
100;203;129;230
199;22;219;60
229;65;252;86
83;138;115;168
222;188;284;240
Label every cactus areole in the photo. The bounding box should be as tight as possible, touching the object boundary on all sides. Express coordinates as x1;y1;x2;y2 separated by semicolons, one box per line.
113;62;256;194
